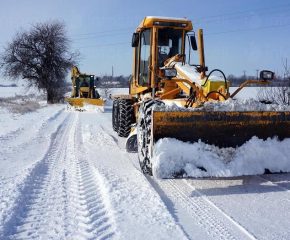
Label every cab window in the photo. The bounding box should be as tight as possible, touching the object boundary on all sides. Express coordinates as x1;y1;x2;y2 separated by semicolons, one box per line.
157;28;183;67
139;29;151;86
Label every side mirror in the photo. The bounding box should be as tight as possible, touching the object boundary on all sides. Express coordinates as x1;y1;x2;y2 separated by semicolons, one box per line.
95;77;99;81
190;36;198;51
131;33;139;48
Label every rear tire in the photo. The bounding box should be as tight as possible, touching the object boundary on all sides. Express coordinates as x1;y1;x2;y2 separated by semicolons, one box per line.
112;99;119;132
118;99;134;137
137;99;164;175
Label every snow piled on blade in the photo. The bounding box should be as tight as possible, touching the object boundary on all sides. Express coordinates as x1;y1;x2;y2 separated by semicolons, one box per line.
202;98;290;111
82;104;104;112
152;137;290;178
156;98;290;112
152;98;290;178
67;103;104;112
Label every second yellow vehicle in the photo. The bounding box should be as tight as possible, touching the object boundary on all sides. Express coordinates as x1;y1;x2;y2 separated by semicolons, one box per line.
65;66;104;107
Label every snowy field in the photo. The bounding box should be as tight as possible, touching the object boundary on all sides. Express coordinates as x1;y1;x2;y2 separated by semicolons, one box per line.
0;86;41;98
1;86;290;239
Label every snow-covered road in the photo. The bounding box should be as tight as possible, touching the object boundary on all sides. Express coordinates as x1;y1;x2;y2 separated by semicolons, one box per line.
1;103;290;239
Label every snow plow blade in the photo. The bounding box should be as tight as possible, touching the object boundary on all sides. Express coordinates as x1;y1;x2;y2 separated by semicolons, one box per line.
152;111;290;148
65;97;105;107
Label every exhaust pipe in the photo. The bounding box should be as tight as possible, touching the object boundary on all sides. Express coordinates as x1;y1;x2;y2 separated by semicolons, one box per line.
198;29;206;79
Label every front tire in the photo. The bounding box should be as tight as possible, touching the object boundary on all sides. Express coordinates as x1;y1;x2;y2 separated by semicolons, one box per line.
112;99;119;132
137;99;164;175
118;99;134;137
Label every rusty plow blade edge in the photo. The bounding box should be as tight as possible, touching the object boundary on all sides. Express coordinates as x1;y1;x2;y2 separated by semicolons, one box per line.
152;111;290;148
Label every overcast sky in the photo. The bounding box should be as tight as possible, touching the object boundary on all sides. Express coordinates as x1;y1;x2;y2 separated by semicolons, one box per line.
0;0;290;83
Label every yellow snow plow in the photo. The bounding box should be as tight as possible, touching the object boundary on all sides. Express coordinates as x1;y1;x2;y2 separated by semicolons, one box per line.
111;16;290;175
153;111;290;148
65;66;104;107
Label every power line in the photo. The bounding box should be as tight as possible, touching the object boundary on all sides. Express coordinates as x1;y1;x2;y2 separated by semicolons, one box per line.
195;8;290;25
205;22;290;35
72;31;132;41
192;3;290;20
76;42;129;49
75;22;290;49
72;27;135;37
70;3;290;37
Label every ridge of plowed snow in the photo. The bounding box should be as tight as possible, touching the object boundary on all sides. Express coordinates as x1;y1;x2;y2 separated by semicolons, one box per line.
153;137;290;178
156;98;290;112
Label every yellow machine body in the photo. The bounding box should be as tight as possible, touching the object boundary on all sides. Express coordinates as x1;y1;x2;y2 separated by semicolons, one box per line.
112;16;290;174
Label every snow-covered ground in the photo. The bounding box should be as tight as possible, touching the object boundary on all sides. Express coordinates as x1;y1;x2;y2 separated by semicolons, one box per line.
1;86;290;239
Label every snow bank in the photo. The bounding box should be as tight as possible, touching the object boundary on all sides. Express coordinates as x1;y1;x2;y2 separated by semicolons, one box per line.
156;98;290;112
152;137;290;178
202;98;290;111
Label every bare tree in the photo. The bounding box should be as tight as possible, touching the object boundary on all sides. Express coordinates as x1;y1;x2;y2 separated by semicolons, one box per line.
282;58;290;83
100;82;114;99
0;21;79;103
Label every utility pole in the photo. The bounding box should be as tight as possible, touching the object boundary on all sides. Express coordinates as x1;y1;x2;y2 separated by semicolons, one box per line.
256;69;259;80
112;66;114;78
243;70;246;80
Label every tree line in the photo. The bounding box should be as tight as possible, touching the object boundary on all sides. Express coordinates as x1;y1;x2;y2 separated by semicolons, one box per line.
97;75;130;88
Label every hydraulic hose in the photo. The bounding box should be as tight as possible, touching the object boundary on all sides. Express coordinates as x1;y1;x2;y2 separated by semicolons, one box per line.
202;69;228;94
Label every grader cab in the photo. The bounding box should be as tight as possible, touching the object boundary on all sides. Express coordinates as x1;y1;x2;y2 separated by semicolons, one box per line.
112;16;290;176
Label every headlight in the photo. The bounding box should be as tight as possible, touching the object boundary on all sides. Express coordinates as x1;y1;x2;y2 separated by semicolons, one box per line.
260;70;274;81
162;68;177;79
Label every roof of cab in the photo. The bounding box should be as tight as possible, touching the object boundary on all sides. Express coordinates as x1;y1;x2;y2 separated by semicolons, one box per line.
136;16;193;32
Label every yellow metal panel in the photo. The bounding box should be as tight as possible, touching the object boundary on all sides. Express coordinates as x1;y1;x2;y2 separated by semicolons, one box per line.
65;97;104;107
130;86;149;95
137;17;193;32
152;111;290;148
201;80;230;93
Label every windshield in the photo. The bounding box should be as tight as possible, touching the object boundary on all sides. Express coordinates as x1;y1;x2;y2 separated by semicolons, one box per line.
79;76;91;87
157;28;183;67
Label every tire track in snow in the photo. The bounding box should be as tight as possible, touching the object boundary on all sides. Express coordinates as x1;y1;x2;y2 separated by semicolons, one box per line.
182;179;256;240
0;108;68;228
70;113;117;239
151;178;256;240
1;113;74;239
2;112;117;239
